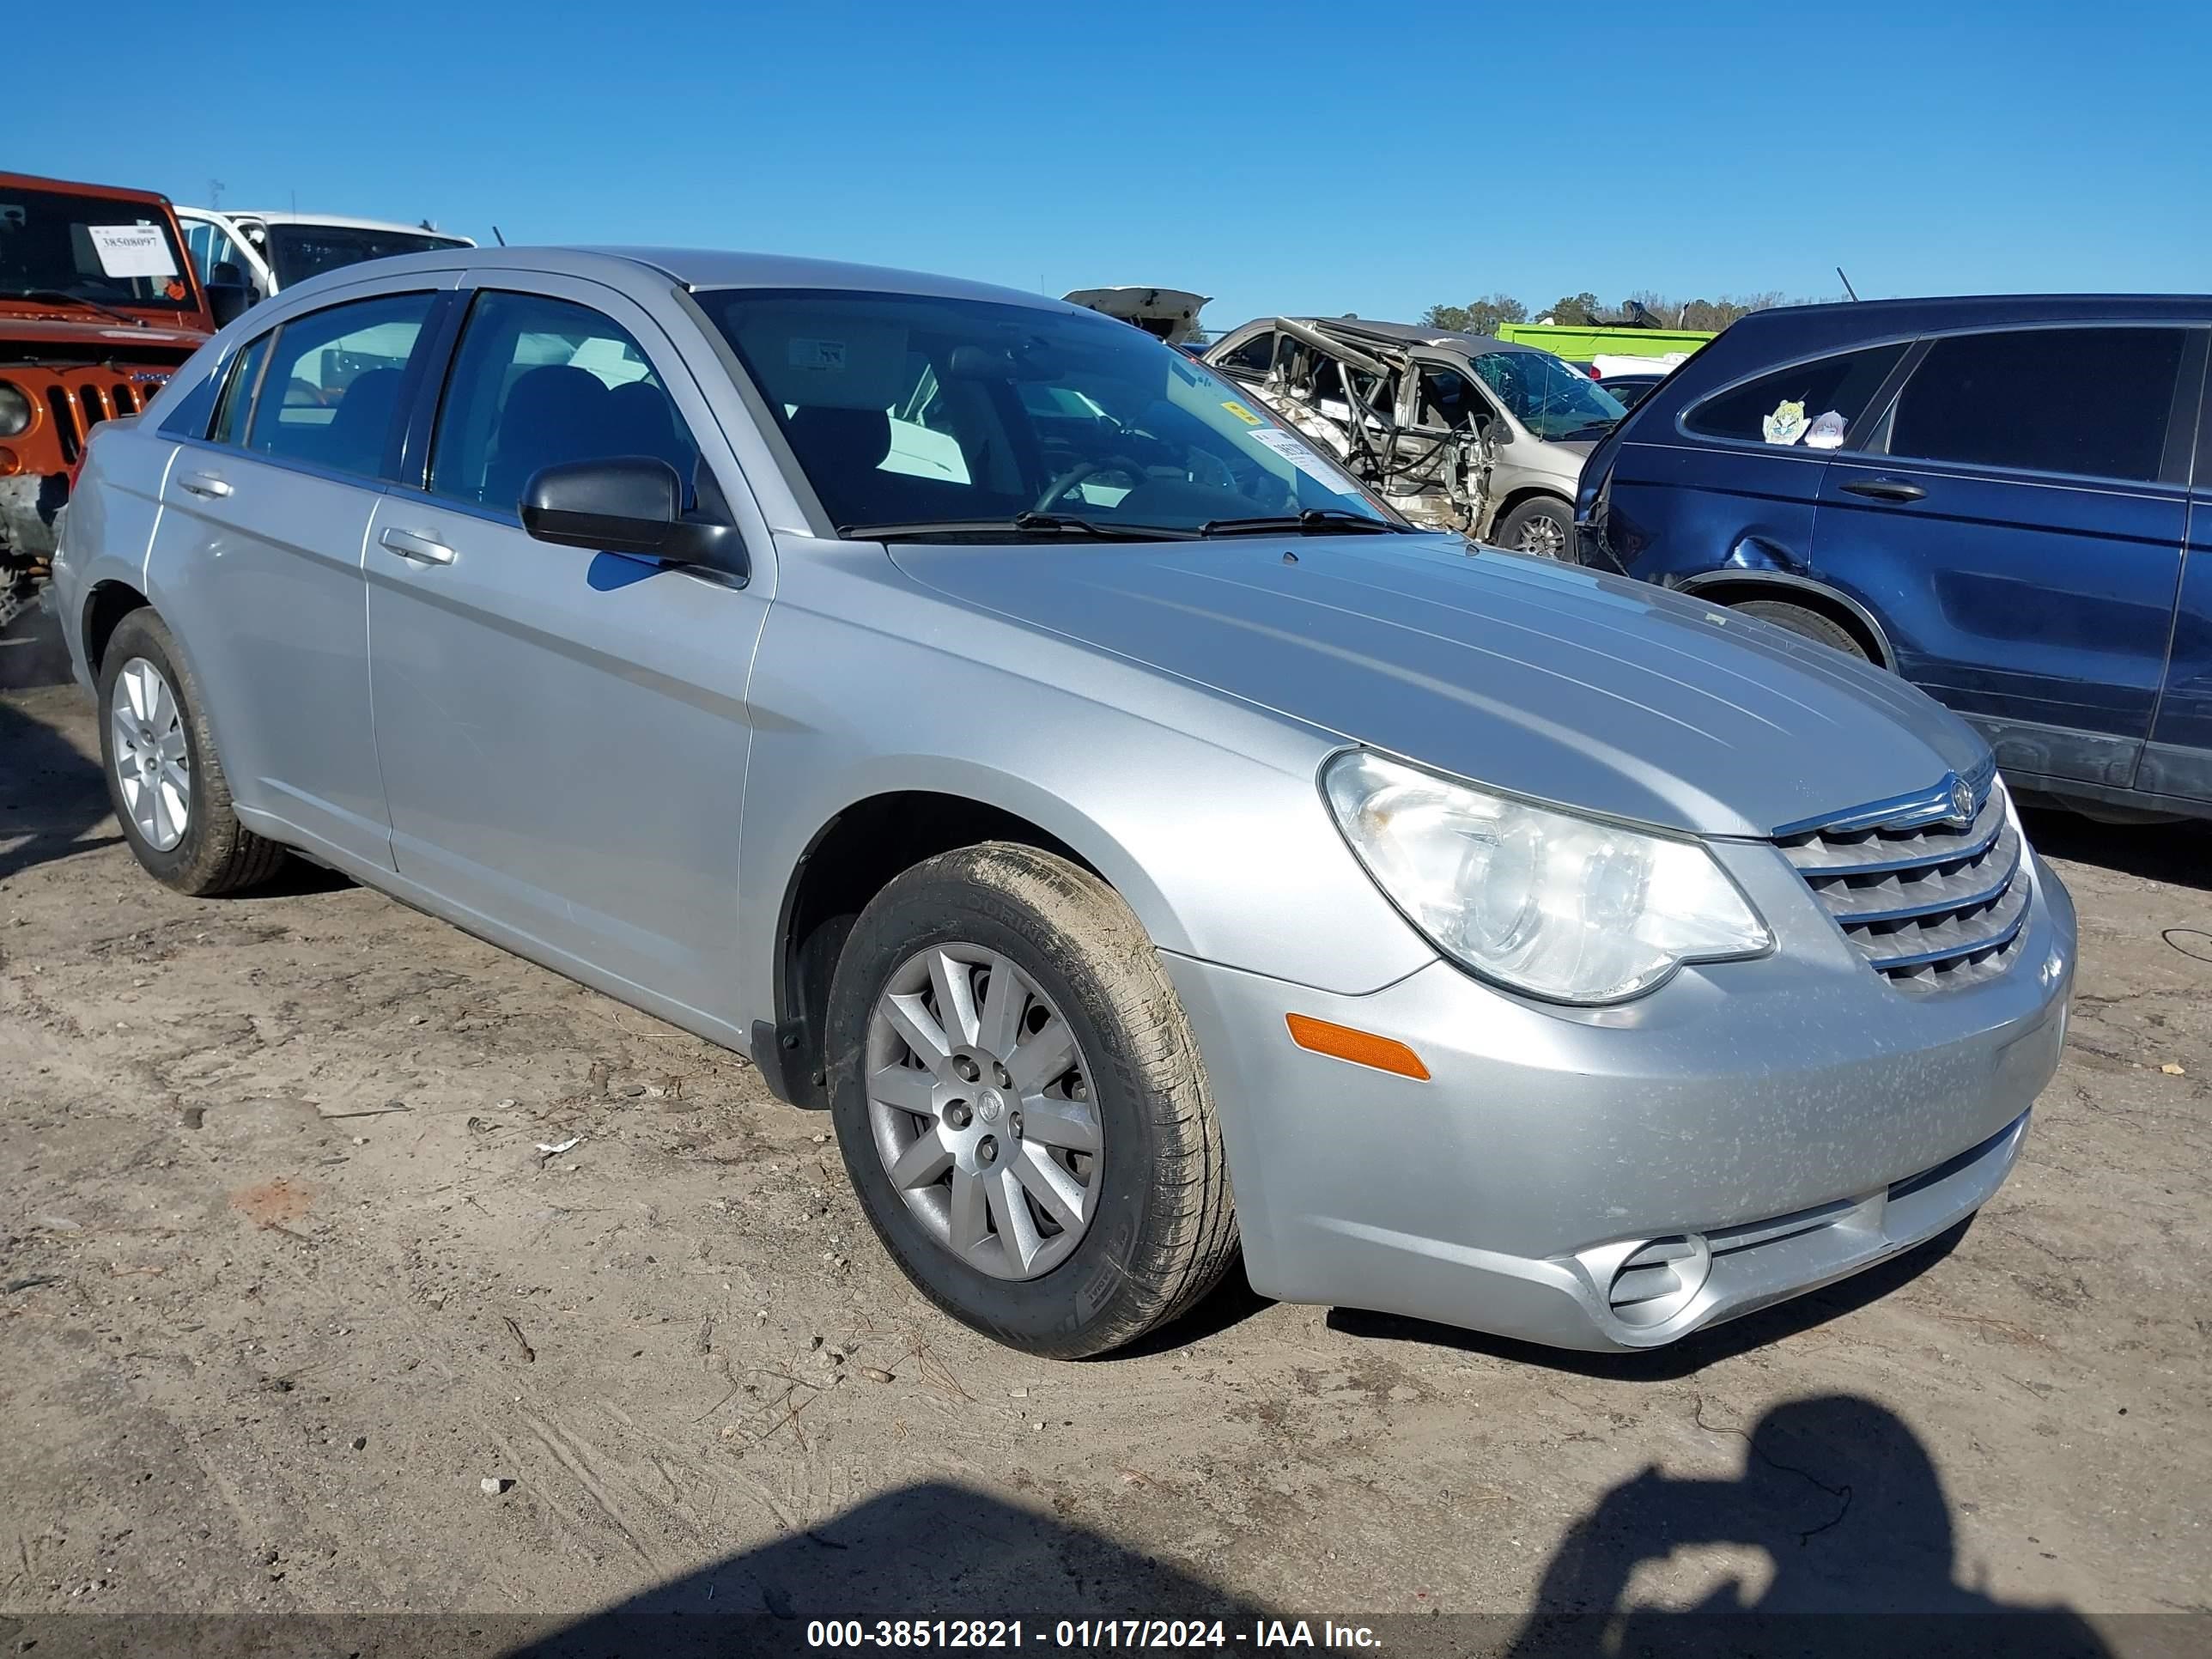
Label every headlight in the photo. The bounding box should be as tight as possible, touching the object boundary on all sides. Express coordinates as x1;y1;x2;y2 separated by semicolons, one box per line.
1322;750;1771;1004
0;382;31;439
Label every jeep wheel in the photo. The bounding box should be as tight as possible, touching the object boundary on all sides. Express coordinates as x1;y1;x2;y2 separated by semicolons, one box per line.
825;843;1238;1358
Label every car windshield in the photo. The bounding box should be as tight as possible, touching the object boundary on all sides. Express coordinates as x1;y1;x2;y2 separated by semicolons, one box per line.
1470;349;1625;441
0;186;196;311
263;224;466;288
699;289;1397;538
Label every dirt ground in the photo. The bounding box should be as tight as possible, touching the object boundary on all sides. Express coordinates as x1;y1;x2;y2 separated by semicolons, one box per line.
3;664;2208;1654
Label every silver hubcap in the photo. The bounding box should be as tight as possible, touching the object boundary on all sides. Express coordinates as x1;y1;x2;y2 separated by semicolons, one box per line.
1516;512;1568;558
111;657;190;852
866;943;1103;1280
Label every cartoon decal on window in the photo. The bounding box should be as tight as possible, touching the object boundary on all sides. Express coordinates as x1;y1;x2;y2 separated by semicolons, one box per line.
1762;398;1809;445
1805;410;1849;449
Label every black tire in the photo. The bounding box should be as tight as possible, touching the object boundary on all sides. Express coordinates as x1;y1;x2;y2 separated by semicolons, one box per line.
1730;599;1870;661
95;609;289;896
825;842;1238;1358
1492;495;1574;559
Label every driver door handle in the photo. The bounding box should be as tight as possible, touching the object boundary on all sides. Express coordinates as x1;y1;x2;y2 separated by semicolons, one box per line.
380;526;455;566
1838;477;1928;502
179;471;232;499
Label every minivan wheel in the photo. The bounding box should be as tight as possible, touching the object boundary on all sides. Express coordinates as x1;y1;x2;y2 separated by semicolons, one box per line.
1493;497;1573;559
95;610;289;896
825;842;1238;1358
1730;599;1870;661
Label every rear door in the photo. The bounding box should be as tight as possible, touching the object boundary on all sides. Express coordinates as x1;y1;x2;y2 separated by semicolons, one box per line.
1597;343;1908;578
362;276;773;1026
1814;325;2196;790
145;282;452;868
2144;344;2212;800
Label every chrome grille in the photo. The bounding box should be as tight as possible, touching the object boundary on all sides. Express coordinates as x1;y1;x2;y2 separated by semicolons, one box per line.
1777;757;2029;989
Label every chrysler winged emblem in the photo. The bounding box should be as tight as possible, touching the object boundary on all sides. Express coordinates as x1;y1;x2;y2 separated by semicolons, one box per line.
1945;774;1976;828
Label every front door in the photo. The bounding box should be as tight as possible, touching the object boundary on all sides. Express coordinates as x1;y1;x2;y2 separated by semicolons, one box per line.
363;278;772;1031
1814;325;2195;789
145;285;445;868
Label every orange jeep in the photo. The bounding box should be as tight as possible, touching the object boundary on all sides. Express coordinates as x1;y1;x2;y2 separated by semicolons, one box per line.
0;172;222;630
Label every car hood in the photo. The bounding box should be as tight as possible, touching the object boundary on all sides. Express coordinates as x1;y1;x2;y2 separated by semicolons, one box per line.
1060;287;1212;345
0;312;213;358
888;535;1987;839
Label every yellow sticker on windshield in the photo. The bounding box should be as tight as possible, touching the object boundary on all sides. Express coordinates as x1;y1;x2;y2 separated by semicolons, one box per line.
1220;399;1263;425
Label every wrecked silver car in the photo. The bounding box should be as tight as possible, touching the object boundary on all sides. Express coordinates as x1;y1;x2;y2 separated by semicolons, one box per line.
1205;317;1626;553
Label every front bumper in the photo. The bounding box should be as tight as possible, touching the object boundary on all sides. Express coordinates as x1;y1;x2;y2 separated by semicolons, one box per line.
1164;844;2075;1352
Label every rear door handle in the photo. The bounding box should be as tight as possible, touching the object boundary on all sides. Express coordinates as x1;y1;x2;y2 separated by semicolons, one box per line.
1838;477;1928;502
379;526;456;566
179;471;233;499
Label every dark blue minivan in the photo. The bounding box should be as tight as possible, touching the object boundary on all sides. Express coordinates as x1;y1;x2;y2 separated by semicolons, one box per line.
1575;296;2212;822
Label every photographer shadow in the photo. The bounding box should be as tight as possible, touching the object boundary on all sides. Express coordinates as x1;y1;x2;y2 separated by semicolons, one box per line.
1504;1394;2112;1658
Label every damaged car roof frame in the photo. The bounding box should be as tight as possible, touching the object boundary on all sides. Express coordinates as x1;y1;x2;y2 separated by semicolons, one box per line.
1248;316;1495;535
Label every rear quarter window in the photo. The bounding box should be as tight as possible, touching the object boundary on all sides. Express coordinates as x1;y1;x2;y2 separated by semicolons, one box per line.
1684;343;1908;449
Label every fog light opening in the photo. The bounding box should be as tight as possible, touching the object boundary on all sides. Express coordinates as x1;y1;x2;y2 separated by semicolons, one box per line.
1607;1234;1712;1328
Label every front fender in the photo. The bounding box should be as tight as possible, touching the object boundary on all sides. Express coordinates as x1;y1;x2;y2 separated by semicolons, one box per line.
735;555;1436;1026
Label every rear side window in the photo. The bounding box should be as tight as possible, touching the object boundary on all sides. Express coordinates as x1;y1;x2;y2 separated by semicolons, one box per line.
247;291;435;479
208;333;270;447
1887;326;2185;483
1214;331;1278;374
1685;343;1907;448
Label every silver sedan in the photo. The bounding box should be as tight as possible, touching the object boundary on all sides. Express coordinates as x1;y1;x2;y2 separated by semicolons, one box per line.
52;246;2074;1357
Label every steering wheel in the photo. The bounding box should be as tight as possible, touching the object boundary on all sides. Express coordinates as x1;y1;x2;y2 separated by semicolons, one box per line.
1036;455;1150;514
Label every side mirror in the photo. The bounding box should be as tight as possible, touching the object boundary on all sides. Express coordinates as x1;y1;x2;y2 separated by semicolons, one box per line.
205;278;254;328
1485;419;1514;447
520;456;747;578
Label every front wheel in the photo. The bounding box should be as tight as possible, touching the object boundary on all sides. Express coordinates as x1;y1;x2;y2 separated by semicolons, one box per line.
825;843;1238;1358
1493;495;1574;559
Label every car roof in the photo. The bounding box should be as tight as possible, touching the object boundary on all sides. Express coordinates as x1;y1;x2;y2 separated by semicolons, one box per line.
1;169;176;210
269;244;1097;318
208;210;473;240
1269;316;1540;356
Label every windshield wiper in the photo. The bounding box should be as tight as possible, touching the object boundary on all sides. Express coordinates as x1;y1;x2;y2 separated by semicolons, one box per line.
1197;509;1407;537
3;288;146;327
844;514;1200;542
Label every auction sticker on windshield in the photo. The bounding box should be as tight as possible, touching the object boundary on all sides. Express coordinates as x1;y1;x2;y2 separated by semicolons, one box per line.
1220;399;1263;424
87;224;177;278
1246;426;1348;486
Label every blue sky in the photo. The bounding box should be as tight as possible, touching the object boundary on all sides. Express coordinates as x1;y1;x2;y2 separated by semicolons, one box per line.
18;0;2209;333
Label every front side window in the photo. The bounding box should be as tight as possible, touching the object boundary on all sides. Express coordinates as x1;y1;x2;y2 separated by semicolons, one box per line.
0;185;197;312
697;289;1392;536
1887;326;2185;483
1685;343;1908;448
1468;351;1624;442
428;289;697;513
246;291;435;478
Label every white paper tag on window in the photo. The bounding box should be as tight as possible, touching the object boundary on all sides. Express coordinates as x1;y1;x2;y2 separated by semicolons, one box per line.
1247;426;1349;488
87;223;178;279
1804;410;1848;449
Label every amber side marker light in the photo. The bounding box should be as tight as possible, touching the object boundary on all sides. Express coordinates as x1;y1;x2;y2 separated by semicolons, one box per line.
1285;1013;1431;1080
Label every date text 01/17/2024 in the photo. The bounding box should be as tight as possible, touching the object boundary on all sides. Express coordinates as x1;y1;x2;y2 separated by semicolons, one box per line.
805;1620;1383;1649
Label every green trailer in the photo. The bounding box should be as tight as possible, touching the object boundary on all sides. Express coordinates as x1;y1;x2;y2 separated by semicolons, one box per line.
1492;322;1715;362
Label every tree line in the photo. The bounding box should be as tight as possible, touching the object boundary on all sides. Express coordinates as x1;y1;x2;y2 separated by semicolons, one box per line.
1420;289;1808;337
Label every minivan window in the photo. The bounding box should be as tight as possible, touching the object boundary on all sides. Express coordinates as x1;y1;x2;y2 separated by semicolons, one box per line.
699;289;1389;535
1684;343;1907;448
1887;326;2185;483
1469;350;1624;441
246;291;434;479
429;289;698;514
1216;331;1279;374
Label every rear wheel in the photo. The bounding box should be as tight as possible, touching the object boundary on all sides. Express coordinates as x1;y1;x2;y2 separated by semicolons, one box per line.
1730;599;1870;661
825;842;1238;1358
96;609;289;895
1493;496;1574;559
